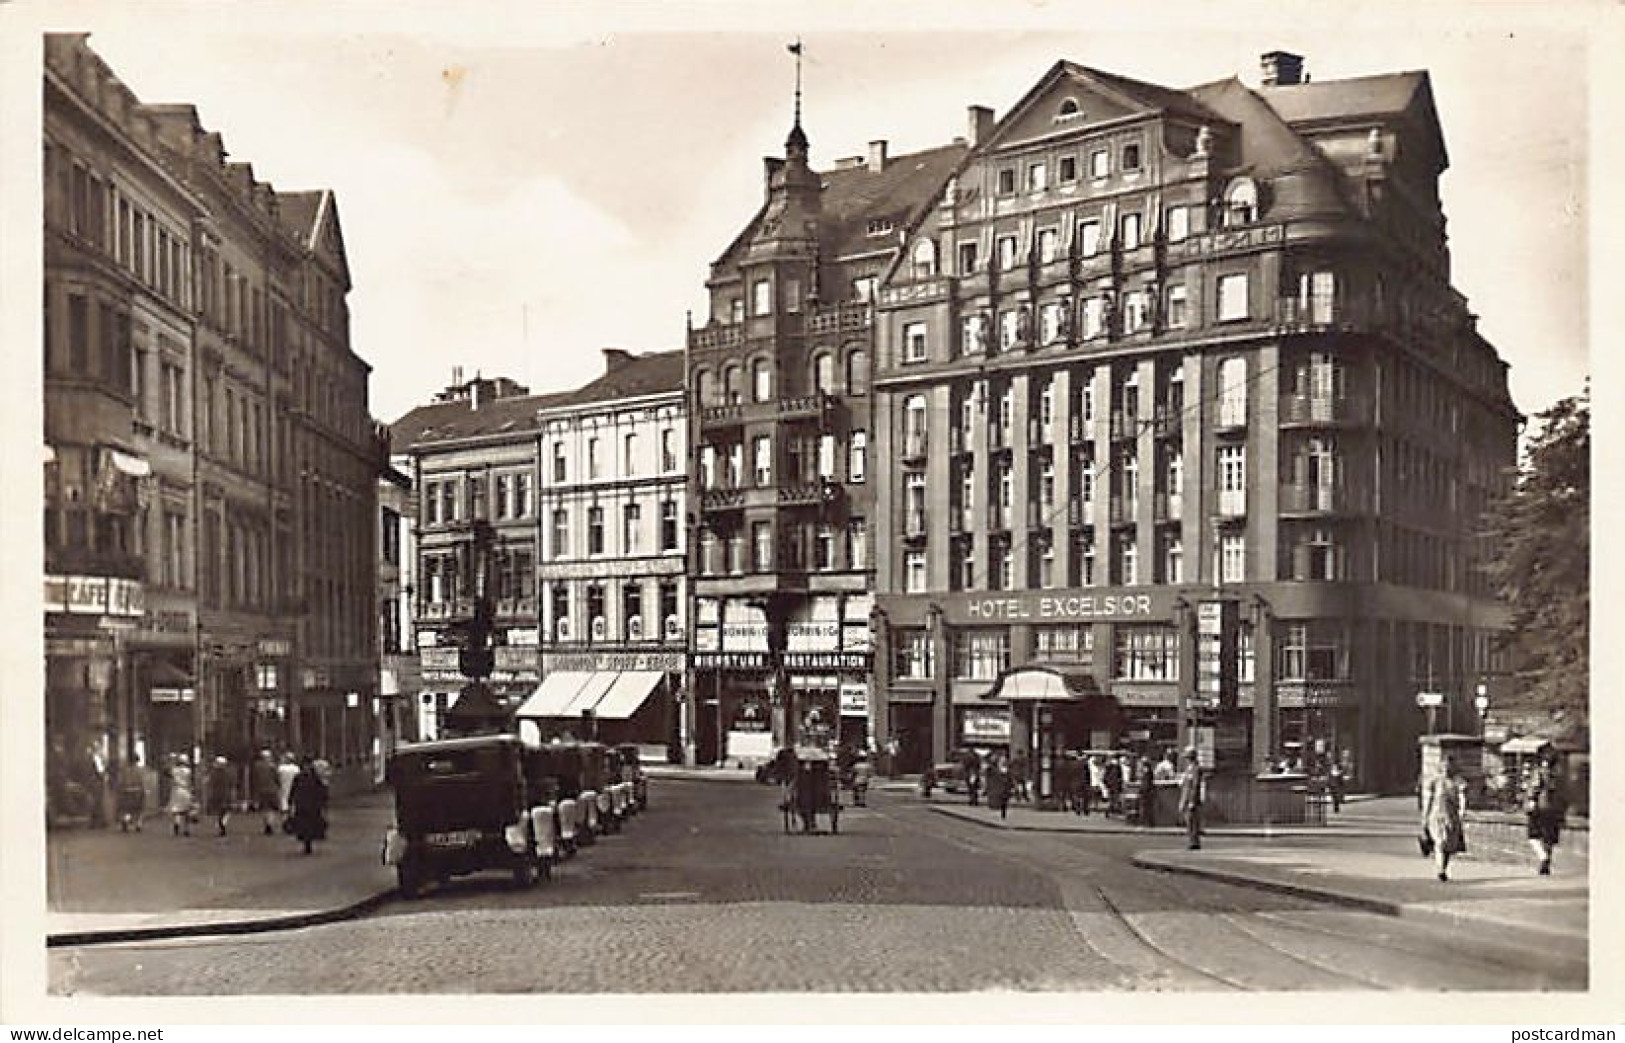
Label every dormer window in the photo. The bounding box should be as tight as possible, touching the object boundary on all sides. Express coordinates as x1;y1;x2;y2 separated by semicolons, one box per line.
911;239;938;279
1224;178;1258;227
1056;98;1083;122
866;217;895;237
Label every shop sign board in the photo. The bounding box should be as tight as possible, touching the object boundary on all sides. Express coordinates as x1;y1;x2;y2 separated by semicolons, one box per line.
45;575;145;617
962;707;1011;742
786;621;840;652
721;622;769;652
839;682;868;715
506;628;540;647
954;589;1168;624
542;651;685;673
494;647;539;671
257;638;293;658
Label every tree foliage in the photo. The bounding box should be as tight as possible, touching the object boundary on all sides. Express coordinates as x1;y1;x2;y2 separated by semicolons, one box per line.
1479;388;1589;719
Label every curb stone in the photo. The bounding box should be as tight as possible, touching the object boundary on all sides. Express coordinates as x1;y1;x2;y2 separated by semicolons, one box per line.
47;888;400;949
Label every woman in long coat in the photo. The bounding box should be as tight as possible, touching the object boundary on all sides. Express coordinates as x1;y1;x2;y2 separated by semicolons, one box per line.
165;755;195;837
1422;755;1468;881
1525;754;1567;876
985;758;1011;820
286;757;329;855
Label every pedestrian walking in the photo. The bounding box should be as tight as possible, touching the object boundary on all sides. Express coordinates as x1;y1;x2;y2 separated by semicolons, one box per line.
205;755;235;836
1421;754;1468;881
1137;754;1156;827
112;756;146;832
1009;749;1032;803
986;757;1012;820
1328;758;1346;813
1088;754;1107;809
277;751;301;816
165;755;195;837
1524;752;1567;876
1178;748;1205;850
961;749;983;806
286;757;329;855
251;749;282;835
1104;755;1125;816
1154;749;1177;782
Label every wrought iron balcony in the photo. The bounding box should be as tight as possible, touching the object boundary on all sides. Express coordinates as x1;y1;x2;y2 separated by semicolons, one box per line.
1281;394;1365;427
1280;483;1363;515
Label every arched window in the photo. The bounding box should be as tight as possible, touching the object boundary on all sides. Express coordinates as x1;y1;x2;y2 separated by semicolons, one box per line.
911;238;937;279
752;358;773;402
1225;179;1258;227
846;348;869;395
903;395;929;457
811;352;835;394
722;364;741;404
1056;97;1082;122
694;368;713;408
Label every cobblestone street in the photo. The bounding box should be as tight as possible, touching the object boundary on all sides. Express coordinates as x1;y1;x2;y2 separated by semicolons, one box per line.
50;779;1586;994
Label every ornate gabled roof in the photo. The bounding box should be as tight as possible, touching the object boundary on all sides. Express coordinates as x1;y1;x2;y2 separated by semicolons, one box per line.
819;142;967;261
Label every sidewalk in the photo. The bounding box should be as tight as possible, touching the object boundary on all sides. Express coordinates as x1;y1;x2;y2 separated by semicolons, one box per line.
927;797;1414;839
1133;836;1589;954
47;790;398;946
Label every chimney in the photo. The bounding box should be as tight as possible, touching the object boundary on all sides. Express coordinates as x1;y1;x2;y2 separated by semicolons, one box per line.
868;140;888;173
470;379;481;411
602;347;634;373
451;365;464;388
968;105;995;146
1260;51;1305;87
763;156;785;199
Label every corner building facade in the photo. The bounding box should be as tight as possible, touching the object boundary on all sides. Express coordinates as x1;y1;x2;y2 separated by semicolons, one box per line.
686;120;964;764
870;57;1517;791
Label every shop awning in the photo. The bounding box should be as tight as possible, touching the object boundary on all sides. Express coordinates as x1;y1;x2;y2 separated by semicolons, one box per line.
560;671;619;717
985;663;1101;702
108;449;151;477
514;671;595;718
1500;736;1553;756
592;671;665;721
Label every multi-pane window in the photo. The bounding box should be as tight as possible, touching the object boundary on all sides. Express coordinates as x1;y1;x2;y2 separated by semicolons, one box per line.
660;581;680;638
1161;531;1184;584
903;322;929;363
1089;150;1109;179
1027;161;1047;192
1041;301;1065;344
623;583;643;640
1114;625;1179;681
1120;212;1142;250
1078;220;1101;258
1122;142;1142;171
911;239;936;279
1037;227;1059;264
1059;155;1077;182
894;629;934;680
752;279;772;316
1080;297;1104;340
1037;537;1056;589
425;481;442;526
1122;289;1149;333
1220;533;1246;583
997;168;1016;195
1300;526;1342;581
551;583;571;639
495;475;512;519
440;481;457;524
904;549;927;593
954;629;1009;680
818;433;837;479
553;442;567;482
515;473;532;517
586;584;606;642
814;524;835;570
812;353;835;394
1217;272;1250;321
1000;310;1021;352
587;437;601;479
994;540;1015;591
623;433;638;476
849;430;867;483
1218;445;1246;517
753;521;773;572
1166;205;1190;243
623;503;641;554
660;428;678;472
904;471;927;534
699;445;716;489
997;235;1019;271
958;241;979;276
1217;357;1248;426
587;506;604;555
1079;531;1097;586
1034;624;1092;661
660;500;679;552
847;518;868;570
1166;284;1188;329
1278;622;1348;681
753;359;772;402
1117;532;1138;586
753;435;773;485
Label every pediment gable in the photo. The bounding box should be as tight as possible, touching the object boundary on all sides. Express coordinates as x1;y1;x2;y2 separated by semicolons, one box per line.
986;61;1218;149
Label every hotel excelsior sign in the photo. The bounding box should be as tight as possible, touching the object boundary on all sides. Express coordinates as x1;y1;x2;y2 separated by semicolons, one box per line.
949;588;1175;625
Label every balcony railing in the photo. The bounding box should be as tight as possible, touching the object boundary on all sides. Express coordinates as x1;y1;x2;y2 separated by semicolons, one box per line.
699;403;745;429
1029;418;1056;447
689;323;745;351
1281;394;1364;426
1280;483;1362;515
989;425;1013;451
1069;496;1095;528
1217;489;1247;518
1274;294;1346;332
1069;414;1093;443
778;482;836;508
1110;411;1139;441
1153;407;1182;439
698;393;831;431
805;301;872;336
1155;491;1183;522
904;508;929;539
988;504;1014;532
1109;495;1138;526
700;488;746;511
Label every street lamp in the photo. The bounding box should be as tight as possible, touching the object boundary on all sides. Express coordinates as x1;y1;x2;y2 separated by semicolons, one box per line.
1474;682;1489;737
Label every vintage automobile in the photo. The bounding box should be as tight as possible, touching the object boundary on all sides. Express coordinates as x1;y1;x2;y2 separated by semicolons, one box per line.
919;749;981;796
525;742;594;850
779;746;841;834
382;734;547;898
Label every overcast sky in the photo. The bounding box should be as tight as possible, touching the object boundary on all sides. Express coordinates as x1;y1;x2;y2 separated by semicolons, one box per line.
63;3;1590;424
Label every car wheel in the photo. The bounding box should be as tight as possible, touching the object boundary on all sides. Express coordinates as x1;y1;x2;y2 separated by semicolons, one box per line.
512;858;535;889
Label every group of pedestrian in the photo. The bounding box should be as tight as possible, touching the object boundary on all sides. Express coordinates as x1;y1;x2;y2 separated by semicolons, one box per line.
1420;751;1568;882
127;748;332;855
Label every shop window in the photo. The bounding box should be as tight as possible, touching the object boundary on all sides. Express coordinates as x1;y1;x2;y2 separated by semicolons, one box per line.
1114;625;1179;681
1033;624;1092;661
954;629;1009;681
894;629;934;680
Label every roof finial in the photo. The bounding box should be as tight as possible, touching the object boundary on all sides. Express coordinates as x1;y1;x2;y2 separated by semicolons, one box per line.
789;38;803;128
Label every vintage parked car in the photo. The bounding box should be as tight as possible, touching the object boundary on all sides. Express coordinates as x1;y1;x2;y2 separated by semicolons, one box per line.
382;734;548;898
615;743;649;811
920;749;981;796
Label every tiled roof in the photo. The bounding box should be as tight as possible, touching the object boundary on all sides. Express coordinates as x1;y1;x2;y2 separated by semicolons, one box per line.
1075;63;1227;125
1188;77;1338;178
275;190;323;247
389;350;684;451
1256;71;1428;124
819;142;968;261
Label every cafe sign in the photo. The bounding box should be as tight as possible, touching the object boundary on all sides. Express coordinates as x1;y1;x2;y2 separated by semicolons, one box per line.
544;651;685;672
45;575;145;618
